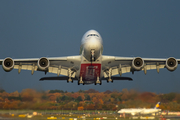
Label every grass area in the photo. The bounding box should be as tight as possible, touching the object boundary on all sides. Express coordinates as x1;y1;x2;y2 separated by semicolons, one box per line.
0;110;161;120
0;109;116;114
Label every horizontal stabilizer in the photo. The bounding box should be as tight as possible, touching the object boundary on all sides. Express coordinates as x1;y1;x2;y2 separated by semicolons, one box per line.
40;76;78;81
102;77;133;81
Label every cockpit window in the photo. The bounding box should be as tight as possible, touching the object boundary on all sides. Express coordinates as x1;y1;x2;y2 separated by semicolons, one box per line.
87;34;99;37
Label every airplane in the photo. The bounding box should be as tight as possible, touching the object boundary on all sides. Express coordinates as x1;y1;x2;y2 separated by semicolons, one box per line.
118;102;161;115
0;30;180;85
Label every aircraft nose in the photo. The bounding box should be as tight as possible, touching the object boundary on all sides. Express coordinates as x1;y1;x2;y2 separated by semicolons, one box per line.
83;38;102;61
84;38;101;50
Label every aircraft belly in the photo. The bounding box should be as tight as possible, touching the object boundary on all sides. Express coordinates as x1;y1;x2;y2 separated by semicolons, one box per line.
80;63;101;81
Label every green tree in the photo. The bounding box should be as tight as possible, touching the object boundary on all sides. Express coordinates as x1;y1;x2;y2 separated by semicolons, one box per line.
78;89;84;93
164;93;176;101
41;94;48;100
85;94;91;100
75;96;82;102
49;89;64;93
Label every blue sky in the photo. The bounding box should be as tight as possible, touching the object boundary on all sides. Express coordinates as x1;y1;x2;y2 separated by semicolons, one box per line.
0;1;180;93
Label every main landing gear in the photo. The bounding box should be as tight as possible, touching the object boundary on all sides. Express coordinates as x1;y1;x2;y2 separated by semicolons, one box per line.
67;68;73;83
106;68;113;83
78;76;84;85
78;76;102;85
94;77;102;85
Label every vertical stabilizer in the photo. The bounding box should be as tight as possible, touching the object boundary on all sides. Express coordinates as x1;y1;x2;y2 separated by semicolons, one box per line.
154;102;161;109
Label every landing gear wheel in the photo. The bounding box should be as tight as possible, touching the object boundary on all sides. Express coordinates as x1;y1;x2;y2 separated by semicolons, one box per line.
71;80;73;83
95;83;97;85
78;82;80;85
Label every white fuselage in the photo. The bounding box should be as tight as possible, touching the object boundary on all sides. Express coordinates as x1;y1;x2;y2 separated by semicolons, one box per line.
78;30;103;83
118;108;161;115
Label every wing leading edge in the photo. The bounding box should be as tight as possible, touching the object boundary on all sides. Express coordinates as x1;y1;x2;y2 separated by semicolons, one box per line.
102;55;180;78
0;56;81;78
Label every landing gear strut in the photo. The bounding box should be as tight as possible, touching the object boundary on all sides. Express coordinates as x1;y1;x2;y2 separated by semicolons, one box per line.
95;77;102;85
68;68;73;83
107;68;113;83
90;49;95;62
78;76;84;85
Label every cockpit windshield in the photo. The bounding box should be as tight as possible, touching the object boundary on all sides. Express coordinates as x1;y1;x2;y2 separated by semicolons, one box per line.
87;34;99;37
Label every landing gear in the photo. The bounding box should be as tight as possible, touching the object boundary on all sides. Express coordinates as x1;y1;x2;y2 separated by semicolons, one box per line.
96;77;101;84
68;68;73;83
94;77;102;85
94;81;102;85
107;68;113;83
108;78;113;83
78;76;84;85
99;82;102;85
90;49;95;62
68;78;72;82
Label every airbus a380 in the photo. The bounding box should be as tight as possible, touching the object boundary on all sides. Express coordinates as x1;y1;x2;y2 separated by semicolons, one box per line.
0;30;180;85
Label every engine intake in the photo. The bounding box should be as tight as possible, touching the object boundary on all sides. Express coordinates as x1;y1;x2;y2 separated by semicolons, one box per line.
38;57;50;71
166;57;178;71
132;57;144;71
2;58;14;72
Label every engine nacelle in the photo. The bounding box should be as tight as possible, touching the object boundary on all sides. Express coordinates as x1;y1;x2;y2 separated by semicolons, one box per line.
2;58;14;72
132;57;144;71
37;57;50;71
166;57;178;71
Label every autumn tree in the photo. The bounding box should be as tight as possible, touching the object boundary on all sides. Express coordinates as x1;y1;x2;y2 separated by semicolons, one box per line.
21;89;36;102
139;92;156;103
104;90;112;94
85;89;99;93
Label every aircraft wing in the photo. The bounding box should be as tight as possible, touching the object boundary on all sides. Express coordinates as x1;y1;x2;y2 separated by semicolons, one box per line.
102;55;180;77
0;56;81;78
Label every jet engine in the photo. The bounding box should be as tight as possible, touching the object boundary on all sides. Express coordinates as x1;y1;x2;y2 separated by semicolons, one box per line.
37;57;50;71
2;58;14;72
165;57;178;71
132;57;144;71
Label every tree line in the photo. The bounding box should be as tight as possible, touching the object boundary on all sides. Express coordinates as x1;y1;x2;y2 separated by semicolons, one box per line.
0;88;180;111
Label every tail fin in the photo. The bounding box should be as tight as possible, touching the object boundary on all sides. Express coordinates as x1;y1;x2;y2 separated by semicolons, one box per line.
154;102;161;109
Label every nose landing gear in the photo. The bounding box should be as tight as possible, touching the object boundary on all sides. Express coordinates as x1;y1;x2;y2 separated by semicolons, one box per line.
90;49;95;62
